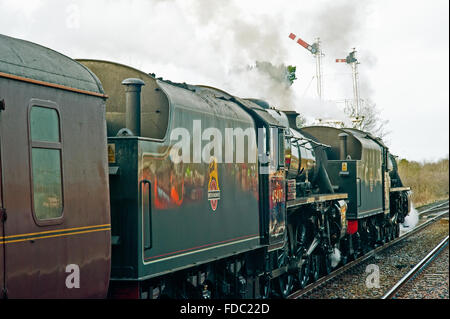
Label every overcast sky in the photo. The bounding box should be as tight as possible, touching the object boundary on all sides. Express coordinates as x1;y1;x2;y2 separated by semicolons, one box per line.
1;0;448;162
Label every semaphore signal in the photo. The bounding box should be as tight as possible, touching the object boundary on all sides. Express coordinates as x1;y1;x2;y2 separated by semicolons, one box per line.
288;33;324;100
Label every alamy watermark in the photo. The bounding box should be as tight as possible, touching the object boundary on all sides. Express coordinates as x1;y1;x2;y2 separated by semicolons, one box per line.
65;264;80;289
169;120;281;174
365;264;380;289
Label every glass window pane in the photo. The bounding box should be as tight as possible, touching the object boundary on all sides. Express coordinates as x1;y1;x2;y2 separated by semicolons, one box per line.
30;107;60;142
32;148;63;220
278;130;284;167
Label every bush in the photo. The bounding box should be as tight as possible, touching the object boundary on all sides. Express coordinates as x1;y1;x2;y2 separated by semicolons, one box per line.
398;156;449;207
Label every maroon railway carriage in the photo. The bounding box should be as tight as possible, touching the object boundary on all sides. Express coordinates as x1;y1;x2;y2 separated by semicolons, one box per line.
0;34;111;298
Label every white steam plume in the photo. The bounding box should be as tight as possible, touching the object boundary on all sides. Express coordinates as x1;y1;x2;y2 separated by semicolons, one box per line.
400;204;419;231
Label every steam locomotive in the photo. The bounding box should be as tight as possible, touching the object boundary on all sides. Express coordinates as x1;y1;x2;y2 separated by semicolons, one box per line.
0;34;410;298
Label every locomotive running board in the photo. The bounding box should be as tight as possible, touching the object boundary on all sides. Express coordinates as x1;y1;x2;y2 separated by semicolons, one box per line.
390;187;411;192
287;193;348;209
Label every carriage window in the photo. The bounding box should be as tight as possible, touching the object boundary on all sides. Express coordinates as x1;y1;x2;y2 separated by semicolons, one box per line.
30;106;63;220
30;107;60;142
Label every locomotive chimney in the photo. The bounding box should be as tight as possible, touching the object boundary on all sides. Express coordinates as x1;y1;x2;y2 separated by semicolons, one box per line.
122;78;145;136
339;133;348;160
284;110;302;129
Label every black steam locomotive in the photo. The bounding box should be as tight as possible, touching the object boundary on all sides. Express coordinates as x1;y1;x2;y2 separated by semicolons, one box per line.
0;34;410;298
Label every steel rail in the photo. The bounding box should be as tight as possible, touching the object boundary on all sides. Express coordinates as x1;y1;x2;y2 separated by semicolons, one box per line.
418;200;449;216
288;208;449;299
381;235;449;299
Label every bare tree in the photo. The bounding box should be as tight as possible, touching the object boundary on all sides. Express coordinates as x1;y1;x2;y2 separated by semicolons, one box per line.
344;99;390;139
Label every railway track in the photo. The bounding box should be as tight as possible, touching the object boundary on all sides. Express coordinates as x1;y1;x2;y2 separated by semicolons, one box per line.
381;235;449;299
288;200;449;299
418;200;449;216
400;200;449;236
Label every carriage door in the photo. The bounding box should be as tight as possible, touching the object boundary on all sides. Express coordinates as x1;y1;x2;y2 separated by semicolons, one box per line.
0;101;5;298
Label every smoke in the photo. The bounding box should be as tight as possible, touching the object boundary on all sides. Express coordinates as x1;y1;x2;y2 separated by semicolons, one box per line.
206;0;380;125
184;0;287;62
0;0;380;125
252;61;293;87
221;61;352;128
304;0;378;105
400;204;419;231
311;0;373;55
223;61;295;108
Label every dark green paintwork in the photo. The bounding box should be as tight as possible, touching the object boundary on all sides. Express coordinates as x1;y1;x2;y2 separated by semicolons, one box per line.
326;161;383;219
0;34;103;93
85;60;288;282
108;138;139;279
106;74;263;281
108;137;261;281
77;60;170;139
302;126;385;219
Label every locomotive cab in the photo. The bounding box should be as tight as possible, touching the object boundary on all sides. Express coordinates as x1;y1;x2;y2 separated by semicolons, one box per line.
253;107;319;199
302;126;386;220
